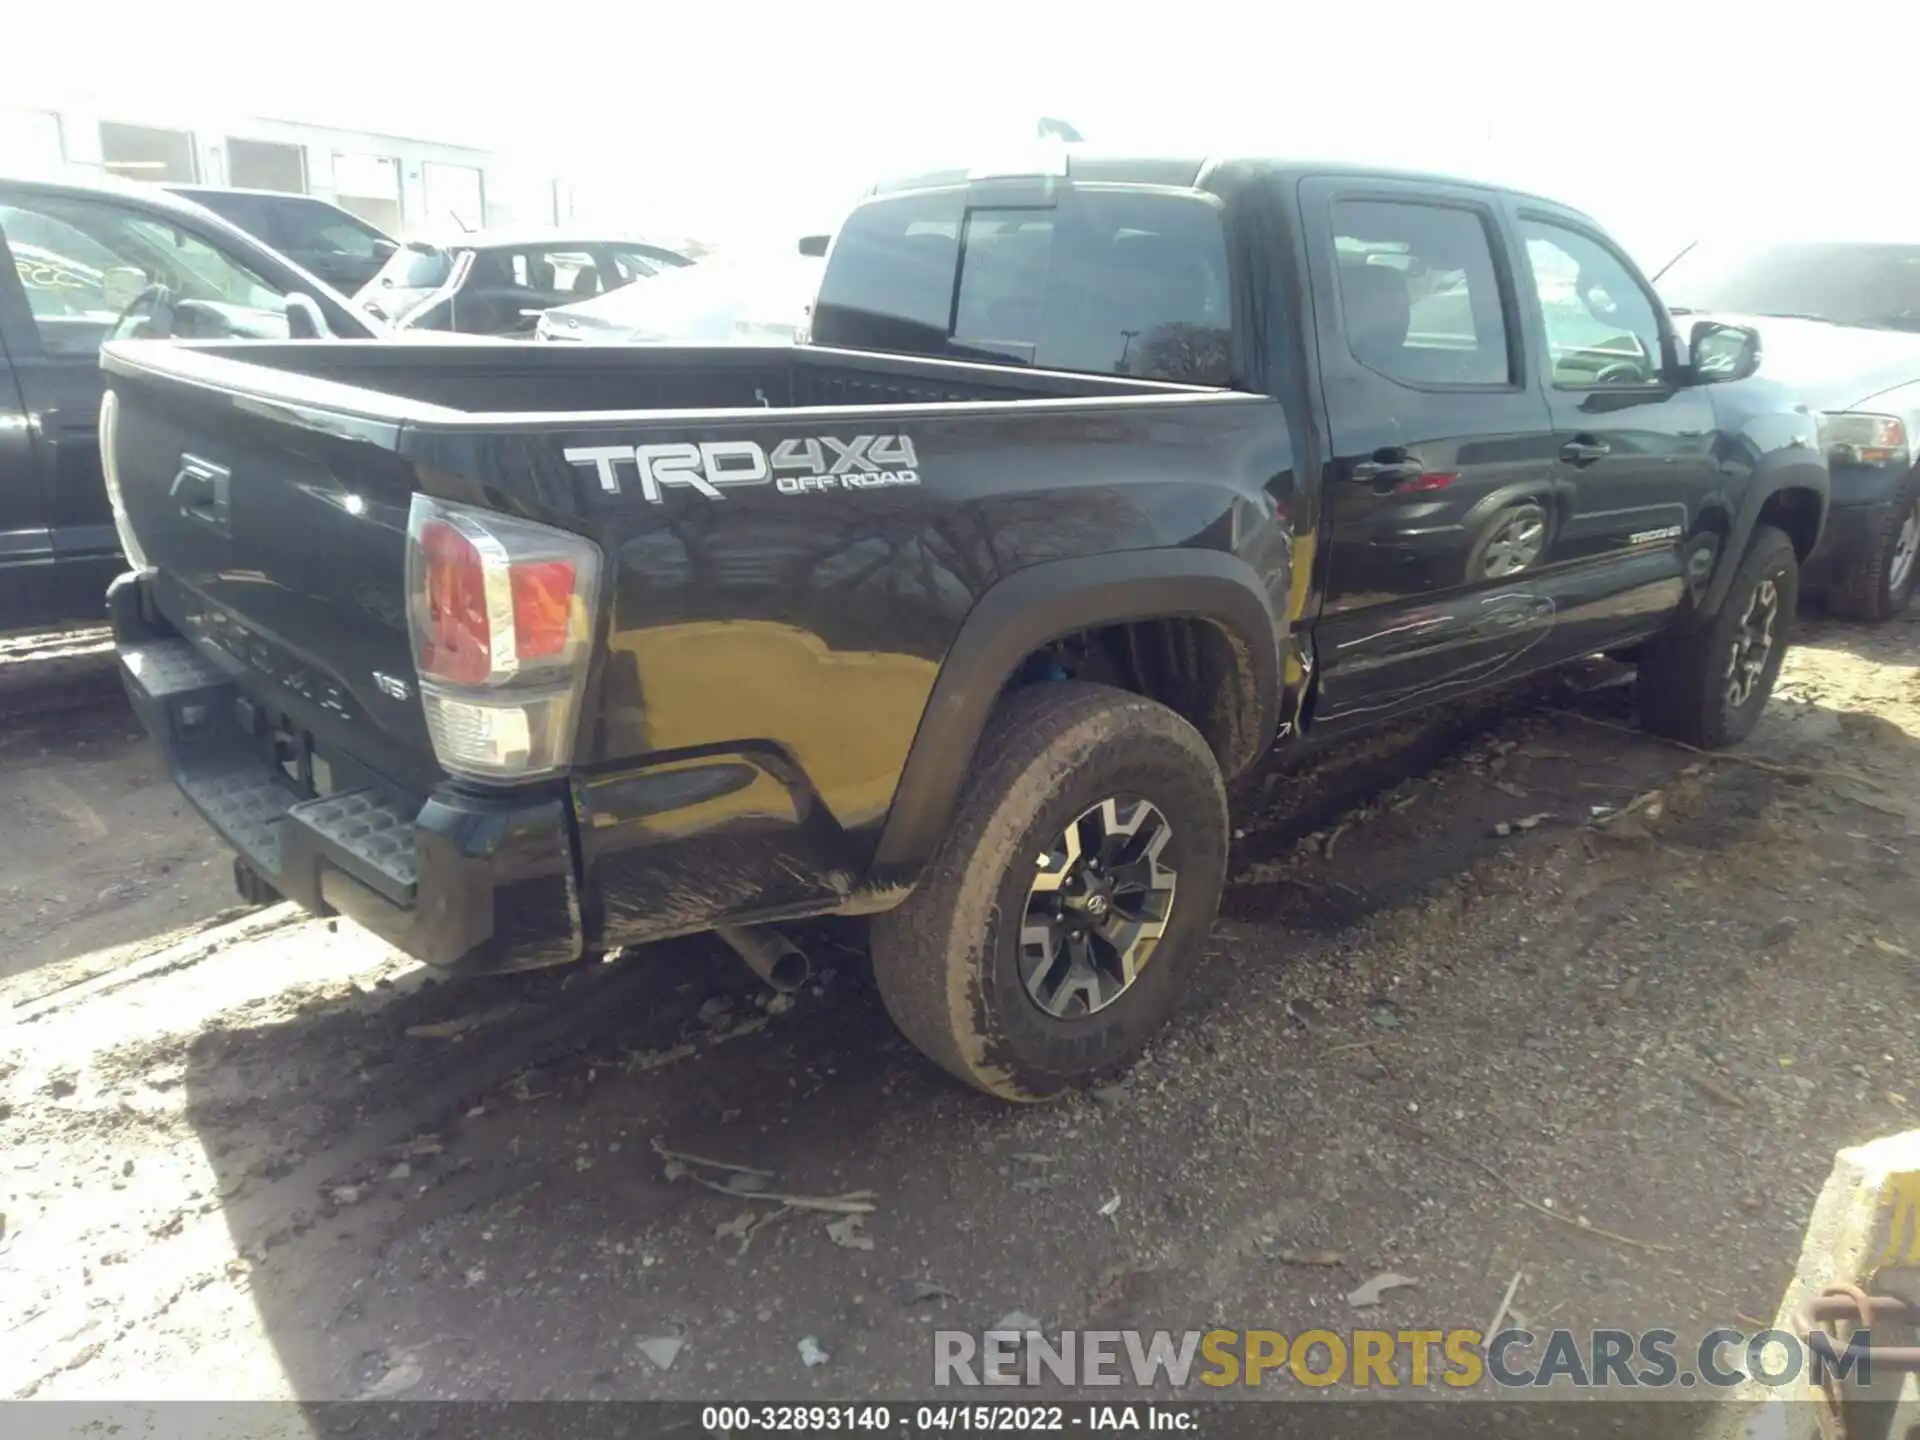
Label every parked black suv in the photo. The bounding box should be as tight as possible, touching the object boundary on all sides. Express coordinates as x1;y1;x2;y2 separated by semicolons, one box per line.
0;174;376;632
166;186;398;295
101;154;1827;1099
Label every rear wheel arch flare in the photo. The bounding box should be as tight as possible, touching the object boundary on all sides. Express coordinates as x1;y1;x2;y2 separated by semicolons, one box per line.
870;550;1283;874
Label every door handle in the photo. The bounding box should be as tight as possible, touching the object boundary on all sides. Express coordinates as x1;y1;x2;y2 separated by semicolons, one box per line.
1560;437;1611;466
171;453;232;532
1351;452;1425;488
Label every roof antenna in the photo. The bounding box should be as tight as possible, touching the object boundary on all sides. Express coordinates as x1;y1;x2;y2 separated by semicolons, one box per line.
1650;238;1696;283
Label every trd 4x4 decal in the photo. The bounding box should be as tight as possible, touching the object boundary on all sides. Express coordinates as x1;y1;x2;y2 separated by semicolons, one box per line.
563;435;920;503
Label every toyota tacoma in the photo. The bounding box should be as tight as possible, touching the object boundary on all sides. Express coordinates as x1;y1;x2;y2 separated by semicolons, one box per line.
98;153;1828;1100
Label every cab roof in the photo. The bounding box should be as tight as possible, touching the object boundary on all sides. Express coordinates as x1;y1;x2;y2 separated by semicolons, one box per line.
865;149;1580;216
0;169;243;221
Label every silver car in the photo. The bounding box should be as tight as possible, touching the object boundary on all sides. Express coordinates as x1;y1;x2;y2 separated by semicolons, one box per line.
534;248;824;344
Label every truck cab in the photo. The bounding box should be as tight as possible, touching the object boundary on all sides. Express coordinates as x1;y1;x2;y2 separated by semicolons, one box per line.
809;155;1825;731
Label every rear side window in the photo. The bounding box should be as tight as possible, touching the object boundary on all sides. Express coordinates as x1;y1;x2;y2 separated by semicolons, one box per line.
274;199;385;257
183;190;281;241
1330;200;1512;387
812;189;1234;384
309;217;385;257
191;192;387;259
511;248;600;297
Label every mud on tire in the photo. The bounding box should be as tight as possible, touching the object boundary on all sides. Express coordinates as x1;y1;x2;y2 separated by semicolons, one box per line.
868;681;1229;1101
1636;524;1798;750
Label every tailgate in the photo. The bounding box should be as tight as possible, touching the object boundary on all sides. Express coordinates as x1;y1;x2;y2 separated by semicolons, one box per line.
102;344;442;794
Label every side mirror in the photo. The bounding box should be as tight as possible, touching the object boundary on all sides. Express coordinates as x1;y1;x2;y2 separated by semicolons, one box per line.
797;234;830;258
1688;320;1761;384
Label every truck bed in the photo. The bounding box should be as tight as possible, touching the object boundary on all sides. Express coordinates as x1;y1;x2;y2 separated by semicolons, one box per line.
109;338;1202;419
99;336;1285;967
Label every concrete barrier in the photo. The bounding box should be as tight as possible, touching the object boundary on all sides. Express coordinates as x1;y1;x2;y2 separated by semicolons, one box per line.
1708;1128;1920;1440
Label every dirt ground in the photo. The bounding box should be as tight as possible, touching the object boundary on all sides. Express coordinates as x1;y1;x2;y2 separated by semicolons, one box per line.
1;609;1915;1407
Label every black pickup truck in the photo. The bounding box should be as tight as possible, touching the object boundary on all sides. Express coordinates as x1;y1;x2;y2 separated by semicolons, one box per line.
99;154;1828;1101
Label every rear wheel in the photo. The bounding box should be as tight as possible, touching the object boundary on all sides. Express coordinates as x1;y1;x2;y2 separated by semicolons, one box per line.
1828;471;1920;623
868;682;1228;1101
1636;524;1798;749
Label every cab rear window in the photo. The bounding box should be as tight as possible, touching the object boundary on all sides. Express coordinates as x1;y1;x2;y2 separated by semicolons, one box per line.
811;189;1234;384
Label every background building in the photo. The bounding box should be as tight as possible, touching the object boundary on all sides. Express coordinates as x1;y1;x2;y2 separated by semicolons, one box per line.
0;102;573;236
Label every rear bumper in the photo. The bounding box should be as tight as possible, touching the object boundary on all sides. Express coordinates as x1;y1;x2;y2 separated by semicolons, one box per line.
111;577;581;973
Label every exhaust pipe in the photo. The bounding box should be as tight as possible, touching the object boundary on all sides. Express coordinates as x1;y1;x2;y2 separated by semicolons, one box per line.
716;925;810;994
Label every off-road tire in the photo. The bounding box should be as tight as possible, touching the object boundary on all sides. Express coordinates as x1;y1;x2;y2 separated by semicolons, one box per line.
868;681;1228;1101
1827;469;1920;623
1636;524;1798;749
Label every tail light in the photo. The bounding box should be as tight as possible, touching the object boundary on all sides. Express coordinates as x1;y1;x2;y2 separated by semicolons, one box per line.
404;494;602;781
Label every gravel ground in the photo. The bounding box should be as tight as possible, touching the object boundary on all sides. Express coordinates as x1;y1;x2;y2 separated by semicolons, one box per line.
1;611;1915;1409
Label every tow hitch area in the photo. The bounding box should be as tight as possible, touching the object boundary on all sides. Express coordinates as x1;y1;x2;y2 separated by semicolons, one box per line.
117;628;581;973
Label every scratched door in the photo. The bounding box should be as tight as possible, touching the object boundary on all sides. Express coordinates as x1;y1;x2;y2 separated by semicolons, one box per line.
1297;175;1563;726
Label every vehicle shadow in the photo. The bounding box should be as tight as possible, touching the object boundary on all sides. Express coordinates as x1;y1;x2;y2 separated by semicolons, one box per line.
0;658;238;987
153;617;1919;1405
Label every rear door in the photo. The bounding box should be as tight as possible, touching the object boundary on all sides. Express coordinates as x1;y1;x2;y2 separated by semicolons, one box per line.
1298;176;1563;725
1509;205;1718;648
0;280;52;628
0;191;127;628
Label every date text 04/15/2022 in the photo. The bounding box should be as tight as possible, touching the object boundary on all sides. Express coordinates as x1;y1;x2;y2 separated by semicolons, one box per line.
698;1403;1197;1432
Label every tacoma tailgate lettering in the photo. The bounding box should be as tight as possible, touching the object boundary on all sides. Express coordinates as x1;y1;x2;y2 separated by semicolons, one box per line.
564;434;920;502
